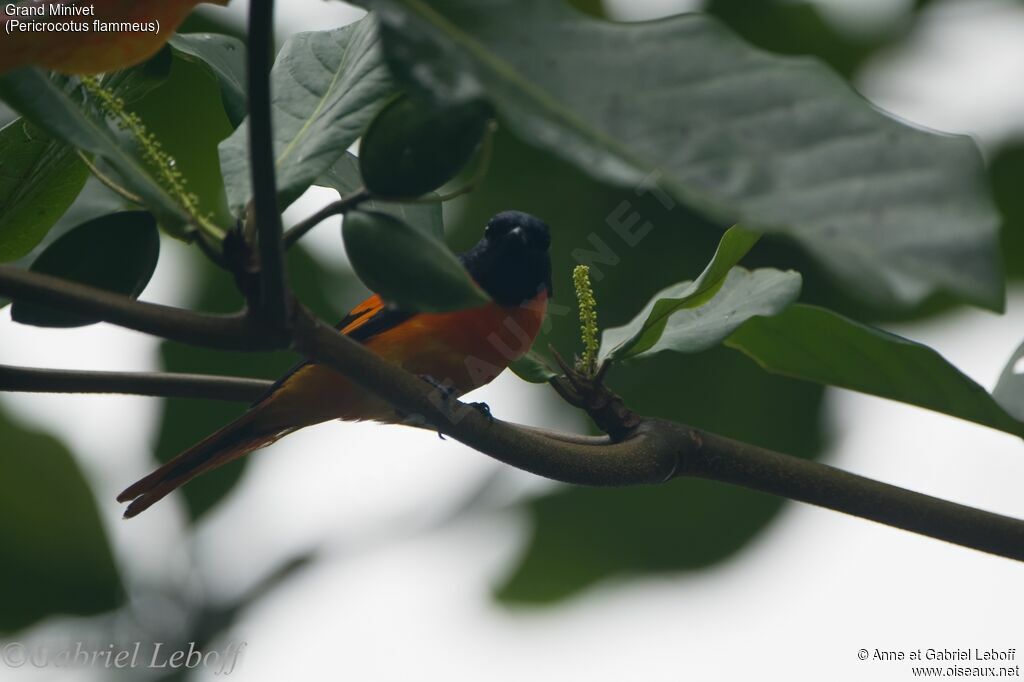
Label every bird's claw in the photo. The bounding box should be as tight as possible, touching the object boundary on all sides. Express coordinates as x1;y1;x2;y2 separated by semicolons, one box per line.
468;401;493;424
419;374;459;437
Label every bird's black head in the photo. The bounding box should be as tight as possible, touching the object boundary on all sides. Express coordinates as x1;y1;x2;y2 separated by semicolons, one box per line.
461;210;552;306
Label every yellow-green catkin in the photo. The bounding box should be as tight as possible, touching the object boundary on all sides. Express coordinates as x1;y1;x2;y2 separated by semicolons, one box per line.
80;76;213;233
573;264;599;376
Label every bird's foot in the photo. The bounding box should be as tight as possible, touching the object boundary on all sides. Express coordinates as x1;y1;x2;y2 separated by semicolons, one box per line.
418;374;459;438
468;401;494;424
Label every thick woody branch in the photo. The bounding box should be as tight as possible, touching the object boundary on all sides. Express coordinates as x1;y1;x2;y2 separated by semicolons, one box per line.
0;266;281;350
0;364;270;402
670;425;1024;561
289;304;1024;563
3;262;1024;561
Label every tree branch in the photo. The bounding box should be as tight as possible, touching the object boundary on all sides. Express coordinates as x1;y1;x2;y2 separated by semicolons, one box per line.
4;263;1023;560
672;425;1024;560
0;364;270;402
0;265;281;351
247;0;289;328
287;304;1024;563
283;189;371;249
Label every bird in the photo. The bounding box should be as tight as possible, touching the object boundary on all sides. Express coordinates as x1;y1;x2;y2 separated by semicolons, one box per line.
117;210;552;518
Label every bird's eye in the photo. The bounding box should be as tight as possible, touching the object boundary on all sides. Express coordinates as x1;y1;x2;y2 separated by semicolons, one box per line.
485;219;513;239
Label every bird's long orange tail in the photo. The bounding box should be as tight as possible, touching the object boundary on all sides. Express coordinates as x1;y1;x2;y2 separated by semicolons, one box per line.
116;409;289;519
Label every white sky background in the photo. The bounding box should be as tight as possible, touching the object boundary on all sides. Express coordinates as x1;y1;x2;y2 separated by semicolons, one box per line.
4;0;1024;680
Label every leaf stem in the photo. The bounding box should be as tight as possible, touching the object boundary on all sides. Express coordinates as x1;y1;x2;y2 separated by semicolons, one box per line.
76;150;143;204
282;189;370;249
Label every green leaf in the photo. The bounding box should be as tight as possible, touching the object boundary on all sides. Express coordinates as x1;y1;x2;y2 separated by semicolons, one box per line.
508;350;557;383
0;53;171;263
600;226;761;360
99;45;174;105
0;69;194;235
360;92;491;197
602;267;801;362
0;119;88;262
318;151;444;239
343;209;488;311
128;52;236;232
170;33;247;128
0;407;123;632
11;211;160;328
219;17;395;215
372;0;1003;311
994;340;1024;423
727;304;1024;437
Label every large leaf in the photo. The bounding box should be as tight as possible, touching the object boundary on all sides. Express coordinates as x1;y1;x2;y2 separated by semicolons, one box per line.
343;209;488;311
371;0;1002;312
169;33;247;128
600;226;761;360
99;45;174;104
602;267;802;362
0;407;123;632
0;0;227;75
360;92;492;197
319;151;444;239
11;211;160;327
0;53;170;262
0;119;88;262
727;304;1024;437
0;69;194;235
128;51;236;230
219;17;395;215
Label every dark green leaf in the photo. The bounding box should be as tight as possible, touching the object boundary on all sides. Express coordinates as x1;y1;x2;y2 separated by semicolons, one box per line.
0;69;194;235
12;211;159;328
99;45;174;105
0;118;88;262
704;0;900;78
169;33;247;127
990;141;1024;279
994;339;1024;423
373;0;1003;311
0;53;171;262
0;407;123;632
128;53;236;231
600;226;763;360
219;18;395;214
727;304;1024;437
360;93;491;197
508;350;557;384
318;151;444;239
343;209;488;311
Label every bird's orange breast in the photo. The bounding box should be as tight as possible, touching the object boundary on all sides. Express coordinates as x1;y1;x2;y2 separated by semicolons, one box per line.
258;292;548;428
